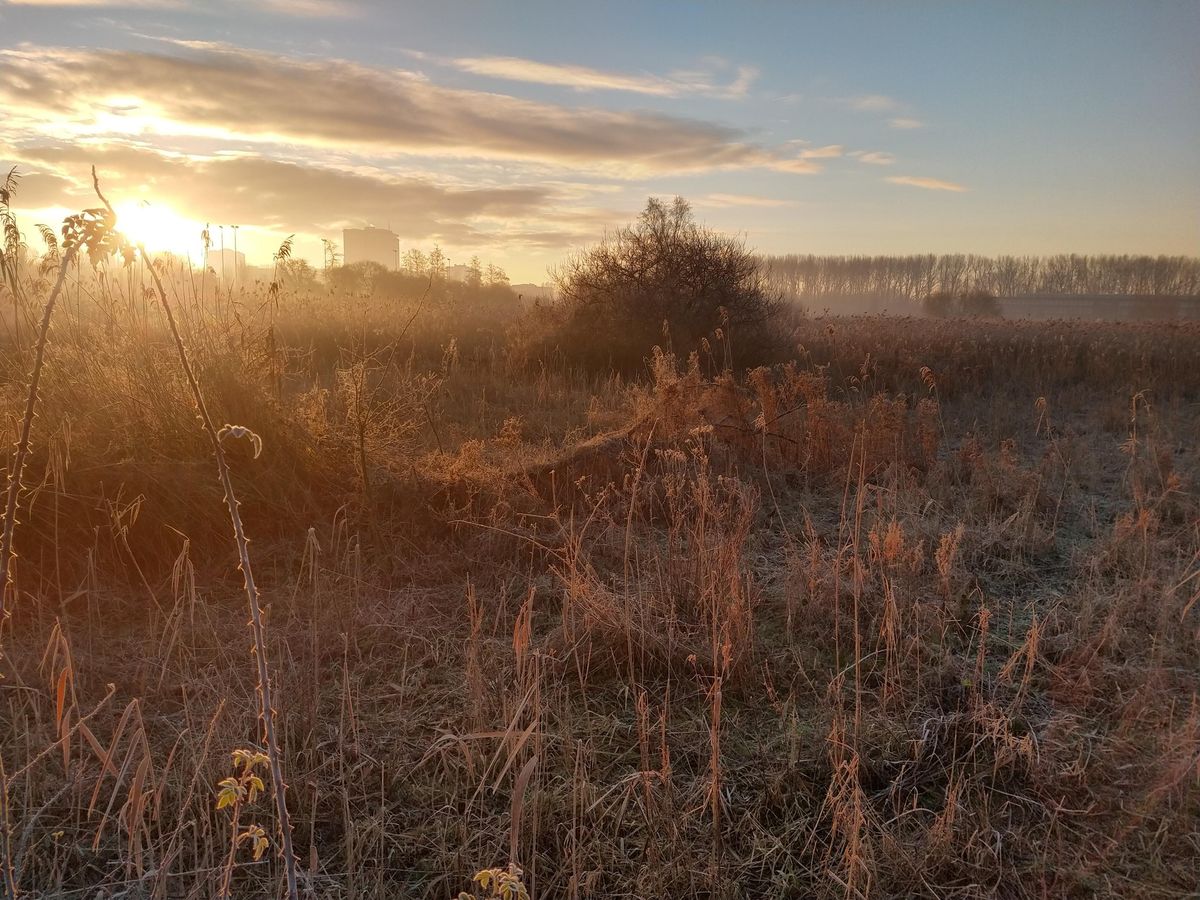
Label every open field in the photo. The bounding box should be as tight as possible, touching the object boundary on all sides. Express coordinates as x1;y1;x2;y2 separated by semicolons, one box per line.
1;260;1198;899
3;3;1197;896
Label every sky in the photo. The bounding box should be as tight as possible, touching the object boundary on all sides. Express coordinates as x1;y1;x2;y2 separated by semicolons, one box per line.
0;0;1197;282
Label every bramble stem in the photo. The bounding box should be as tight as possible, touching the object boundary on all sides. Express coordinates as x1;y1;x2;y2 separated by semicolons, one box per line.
140;248;299;899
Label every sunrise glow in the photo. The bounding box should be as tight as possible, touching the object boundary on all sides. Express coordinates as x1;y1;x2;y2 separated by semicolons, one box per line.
113;200;203;259
1;3;1195;278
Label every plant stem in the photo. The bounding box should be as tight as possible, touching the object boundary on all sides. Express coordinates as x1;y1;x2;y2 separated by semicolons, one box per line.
0;756;15;900
0;243;75;627
141;250;299;900
0;238;76;900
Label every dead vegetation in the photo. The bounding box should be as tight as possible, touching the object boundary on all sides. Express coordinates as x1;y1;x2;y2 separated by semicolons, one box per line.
0;199;1198;899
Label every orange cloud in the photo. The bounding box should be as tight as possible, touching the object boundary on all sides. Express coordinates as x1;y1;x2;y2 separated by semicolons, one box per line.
851;151;896;165
885;175;967;192
700;193;792;208
800;144;844;160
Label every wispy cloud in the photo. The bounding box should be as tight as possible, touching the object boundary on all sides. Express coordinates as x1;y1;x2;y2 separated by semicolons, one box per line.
724;65;758;97
5;0;357;11
3;0;183;6
699;193;792;208
0;44;809;177
770;158;824;174
799;144;843;159
838;94;899;112
886;175;967;192
445;56;677;96
437;53;756;98
669;60;758;98
850;150;895;165
831;95;925;130
251;0;359;17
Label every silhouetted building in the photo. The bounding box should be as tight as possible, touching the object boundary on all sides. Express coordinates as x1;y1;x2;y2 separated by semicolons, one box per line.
344;226;399;269
445;264;471;283
512;283;555;301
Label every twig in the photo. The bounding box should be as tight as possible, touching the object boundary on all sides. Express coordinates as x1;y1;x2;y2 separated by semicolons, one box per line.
0;756;15;900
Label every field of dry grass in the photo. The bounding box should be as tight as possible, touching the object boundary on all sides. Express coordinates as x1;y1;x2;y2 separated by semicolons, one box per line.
1;250;1198;898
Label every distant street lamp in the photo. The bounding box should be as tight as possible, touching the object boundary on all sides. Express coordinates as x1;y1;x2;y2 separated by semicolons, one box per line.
231;225;240;286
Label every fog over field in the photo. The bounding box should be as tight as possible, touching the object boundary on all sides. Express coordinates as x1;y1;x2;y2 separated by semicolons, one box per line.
0;2;1197;898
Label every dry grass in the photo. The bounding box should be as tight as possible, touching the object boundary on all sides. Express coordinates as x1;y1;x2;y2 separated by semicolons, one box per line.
0;235;1198;898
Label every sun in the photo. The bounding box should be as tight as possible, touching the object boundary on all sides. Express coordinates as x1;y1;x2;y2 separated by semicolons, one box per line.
114;200;203;259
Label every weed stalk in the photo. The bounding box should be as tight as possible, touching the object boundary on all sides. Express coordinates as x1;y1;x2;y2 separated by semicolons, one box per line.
139;245;300;899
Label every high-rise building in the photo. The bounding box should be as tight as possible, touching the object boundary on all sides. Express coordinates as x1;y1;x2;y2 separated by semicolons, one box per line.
343;226;399;269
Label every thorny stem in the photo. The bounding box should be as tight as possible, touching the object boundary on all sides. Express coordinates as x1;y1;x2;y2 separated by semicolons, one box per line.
140;246;300;898
219;797;243;900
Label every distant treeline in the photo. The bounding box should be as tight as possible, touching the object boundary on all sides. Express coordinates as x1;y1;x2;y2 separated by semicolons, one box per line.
761;254;1200;300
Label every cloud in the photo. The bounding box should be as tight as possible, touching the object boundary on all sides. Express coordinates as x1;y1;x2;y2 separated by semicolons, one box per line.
2;144;571;245
828;96;925;130
799;144;844;159
668;61;758;98
725;65;758;98
250;0;358;16
770;158;824;174
886;175;967;192
3;0;182;6
0;166;78;208
0;44;809;177
699;193;792;208
444;54;757;98
449;56;679;96
850;150;895;165
4;0;356;12
839;94;899;112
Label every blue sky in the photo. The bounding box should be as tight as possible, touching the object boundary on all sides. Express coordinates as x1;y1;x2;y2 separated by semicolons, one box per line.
1;0;1196;281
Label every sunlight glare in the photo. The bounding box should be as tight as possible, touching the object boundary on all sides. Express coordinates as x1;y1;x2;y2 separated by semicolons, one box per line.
114;200;203;259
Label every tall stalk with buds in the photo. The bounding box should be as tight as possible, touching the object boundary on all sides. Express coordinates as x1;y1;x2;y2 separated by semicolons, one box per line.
139;247;299;898
65;175;303;896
